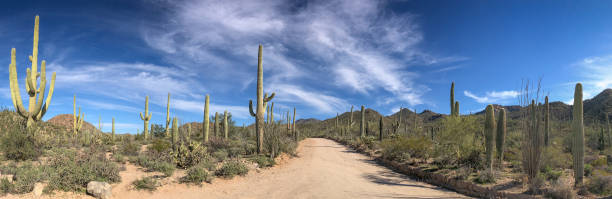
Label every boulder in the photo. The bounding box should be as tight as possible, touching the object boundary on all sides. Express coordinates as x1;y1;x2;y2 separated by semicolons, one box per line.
87;181;112;199
32;183;44;196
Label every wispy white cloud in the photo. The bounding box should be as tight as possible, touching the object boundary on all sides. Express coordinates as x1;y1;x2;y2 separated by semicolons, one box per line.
575;55;612;98
464;90;519;104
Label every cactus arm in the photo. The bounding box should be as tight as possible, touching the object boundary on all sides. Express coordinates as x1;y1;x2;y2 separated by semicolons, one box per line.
139;112;145;120
30;16;39;91
264;92;275;102
9;49;28;117
37;71;55;120
29;69;46;119
26;68;36;95
249;100;256;117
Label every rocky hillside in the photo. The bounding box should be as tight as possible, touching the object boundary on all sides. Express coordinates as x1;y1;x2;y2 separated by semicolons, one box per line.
47;114;100;134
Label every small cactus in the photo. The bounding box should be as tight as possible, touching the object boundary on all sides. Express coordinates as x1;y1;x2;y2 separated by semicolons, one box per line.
139;96;152;140
73;95;84;135
455;101;460;116
573;83;584;186
484;104;496;171
450;82;455;116
165;93;171;138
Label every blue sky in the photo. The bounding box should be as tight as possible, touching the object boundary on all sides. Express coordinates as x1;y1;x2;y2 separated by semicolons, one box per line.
1;0;611;133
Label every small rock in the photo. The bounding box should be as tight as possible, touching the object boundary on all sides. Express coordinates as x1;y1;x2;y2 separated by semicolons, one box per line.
0;174;14;183
33;183;44;196
87;181;112;199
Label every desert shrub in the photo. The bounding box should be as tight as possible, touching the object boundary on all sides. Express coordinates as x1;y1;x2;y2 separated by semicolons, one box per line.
588;175;612;195
546;181;575;199
263;128;297;157
45;148;121;192
196;157;217;172
151;124;166;138
541;166;562;183
454;167;472;180
473;170;496;184
381;136;431;162
243;140;258;155
172;142;208;169
112;153;126;164
250;155;275;168
1;129;43;161
433;116;482;167
212;149;229;161
206;138;231;152
181;166;213;184
591;156;608;168
132;177;158;191
0;178;14;196
527;174;546;194
120;140;140;156
11;164;43;194
585;164;593;177
215;161;248;178
134;155;175;177
150;139;171;154
542;146;572;170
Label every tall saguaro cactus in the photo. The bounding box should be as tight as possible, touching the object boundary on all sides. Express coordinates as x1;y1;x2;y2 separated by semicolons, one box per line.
496;108;506;165
544;96;550;146
450;82;456;116
379;116;384;141
165;93;171;138
484;105;496;171
223;110;229;139
214;112;219;137
9;15;56;129
73;95;84;135
112;117;115;141
248;45;275;154
139;96;152;140
203;94;210;143
287;110;291;131
455;101;460;116
270;102;274;124
360;105;365;137
171;117;178;152
293;107;297;141
573;83;585;186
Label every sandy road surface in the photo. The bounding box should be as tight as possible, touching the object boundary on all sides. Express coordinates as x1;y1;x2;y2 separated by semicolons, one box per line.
6;138;469;199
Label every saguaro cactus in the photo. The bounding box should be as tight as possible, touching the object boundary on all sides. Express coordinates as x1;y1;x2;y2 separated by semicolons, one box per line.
171;117;178;152
223;110;229;139
270;102;274;124
544;96;550;146
248;45;275;154
73;95;84;135
573;83;584;186
455;101;460;116
165;93;171;138
98;116;102;131
607;114;611;149
112;117;115;141
484;104;496;171
360;105;365;137
287;110;291;131
450;82;456;116
139;96;152;140
293;107;297;141
496;108;506;165
214;112;219;137
186;123;192;143
9;16;56;129
379;116;383;141
203;94;210;143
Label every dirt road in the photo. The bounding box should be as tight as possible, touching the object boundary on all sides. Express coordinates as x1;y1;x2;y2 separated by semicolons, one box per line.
136;138;468;199
7;138;469;199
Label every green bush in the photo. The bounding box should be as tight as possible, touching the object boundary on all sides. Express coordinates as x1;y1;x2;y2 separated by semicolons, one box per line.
215;161;248;178
45;148;121;192
585;164;593;177
588;175;612;195
541;166;563;183
181;166;213;184
172;142;208;169
250;155;275;168
1;130;43;161
0;178;13;196
112;153;126;164
120;140;140;156
381;136;431;162
212;150;229;161
473;170;496;184
433;116;482;168
132;177;158;191
150;139;171;154
133;155;175;177
196;157;217;172
542;146;572;170
545;182;575;199
12;164;44;194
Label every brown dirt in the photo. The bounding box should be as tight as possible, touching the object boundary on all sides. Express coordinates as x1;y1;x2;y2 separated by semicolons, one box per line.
5;138;469;198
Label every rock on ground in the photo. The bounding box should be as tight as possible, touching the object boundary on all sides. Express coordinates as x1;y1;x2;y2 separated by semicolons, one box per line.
87;181;112;199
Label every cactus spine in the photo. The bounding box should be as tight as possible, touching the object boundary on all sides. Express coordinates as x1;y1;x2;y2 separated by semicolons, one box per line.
379;116;383;141
544;96;550;146
9;16;56;129
203;94;210;143
484;104;496;171
573;83;584;186
496;108;506;165
360;105;365;137
223;110;228;139
73;95;84;135
165;93;171;138
248;45;275;154
139;96;152;140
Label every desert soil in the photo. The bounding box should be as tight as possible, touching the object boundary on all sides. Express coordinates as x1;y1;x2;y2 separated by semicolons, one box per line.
7;138;469;199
